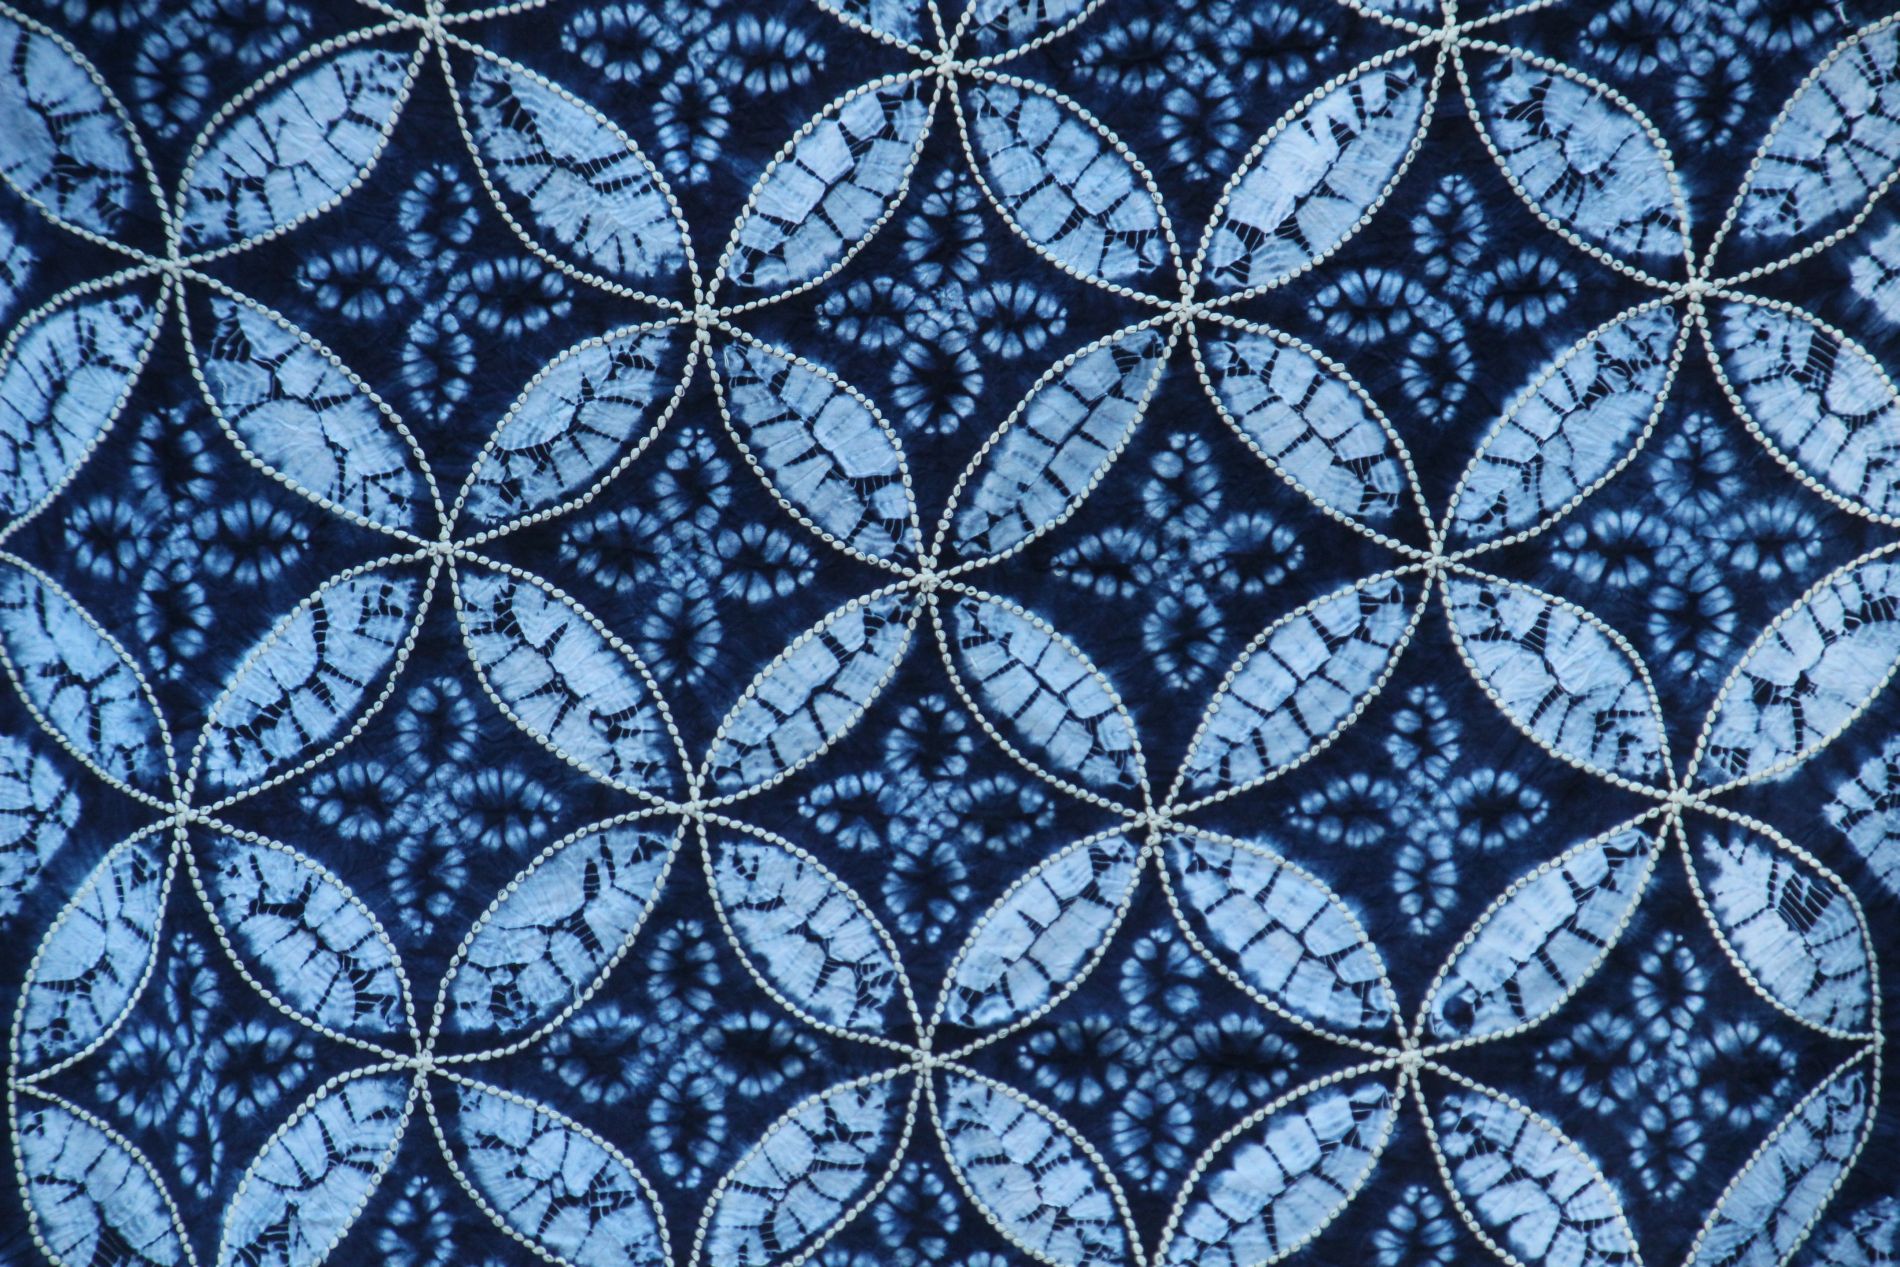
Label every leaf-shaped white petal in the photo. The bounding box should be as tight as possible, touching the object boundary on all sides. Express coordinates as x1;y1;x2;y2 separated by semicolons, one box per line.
951;326;1167;560
1162;1079;1397;1267
712;834;902;1035
1446;577;1664;781
1203;61;1427;292
17;837;162;1071
705;1077;901;1267
0;16;139;234
1202;328;1404;524
816;0;925;46
1451;306;1678;542
1698;828;1873;1033
197;296;425;529
1714;301;1900;519
459;569;675;795
707;590;912;793
218;1074;411;1267
0;291;159;521
1434;1088;1636;1267
1424;825;1657;1042
446;820;674;1035
1701;555;1900;784
467;325;684;525
726;78;932;293
450;1082;668;1267
183;47;412;250
465;57;683;281
965;0;1094;52
949;593;1140;792
0;565;166;790
719;339;916;561
1169;833;1394;1034
1687;1063;1872;1267
207;834;405;1034
1733;27;1900;249
941;831;1139;1029
1181;579;1410;796
200;570;418;791
938;1074;1128;1267
0;735;80;924
19;1099;186;1267
1477;56;1683;261
963;81;1166;286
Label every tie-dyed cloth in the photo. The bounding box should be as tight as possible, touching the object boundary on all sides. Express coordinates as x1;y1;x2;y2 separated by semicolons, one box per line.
2;2;1899;1266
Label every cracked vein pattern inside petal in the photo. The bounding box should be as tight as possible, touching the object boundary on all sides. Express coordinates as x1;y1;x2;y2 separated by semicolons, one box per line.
183;48;411;250
964;81;1166;285
0;16;138;233
1204;61;1427;292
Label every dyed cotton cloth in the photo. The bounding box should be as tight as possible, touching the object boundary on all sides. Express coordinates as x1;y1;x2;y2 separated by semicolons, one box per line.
1;2;1899;1267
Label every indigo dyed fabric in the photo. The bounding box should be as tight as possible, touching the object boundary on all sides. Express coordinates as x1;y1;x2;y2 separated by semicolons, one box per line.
6;1;1900;1266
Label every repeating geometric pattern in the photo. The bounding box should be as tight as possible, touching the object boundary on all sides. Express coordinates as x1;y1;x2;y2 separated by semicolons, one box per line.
2;3;1899;1267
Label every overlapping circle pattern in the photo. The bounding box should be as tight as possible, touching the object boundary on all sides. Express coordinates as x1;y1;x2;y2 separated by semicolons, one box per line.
0;2;1897;1267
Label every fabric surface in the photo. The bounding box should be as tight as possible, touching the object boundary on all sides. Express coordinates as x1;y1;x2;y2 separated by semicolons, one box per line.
3;2;1900;1266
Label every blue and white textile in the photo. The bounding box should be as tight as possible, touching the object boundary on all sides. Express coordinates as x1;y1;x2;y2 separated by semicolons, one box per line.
1;2;1899;1267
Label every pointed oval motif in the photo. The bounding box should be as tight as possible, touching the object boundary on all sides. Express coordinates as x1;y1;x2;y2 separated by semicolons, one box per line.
1731;25;1900;251
196;295;426;530
1687;1062;1873;1267
704;1076;903;1267
1434;1086;1638;1267
0;563;167;792
949;592;1142;793
183;45;414;250
1450;305;1679;542
950;326;1168;561
718;337;917;562
199;569;419;792
466;323;685;525
445;819;676;1037
1161;1079;1398;1267
712;832;905;1036
1476;54;1685;263
0;15;142;235
1181;578;1411;797
448;1080;669;1267
18;1097;188;1267
1700;553;1900;785
1424;824;1658;1042
707;589;913;794
938;1073;1129;1267
725;77;933;294
217;1073;412;1267
465;55;685;282
207;833;407;1035
0;289;161;522
458;567;677;796
0;735;80;923
1713;300;1900;520
1169;832;1395;1034
965;0;1096;52
1697;827;1874;1034
939;830;1140;1030
1202;326;1406;525
1203;60;1428;293
1446;576;1666;782
17;836;164;1073
963;80;1168;287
